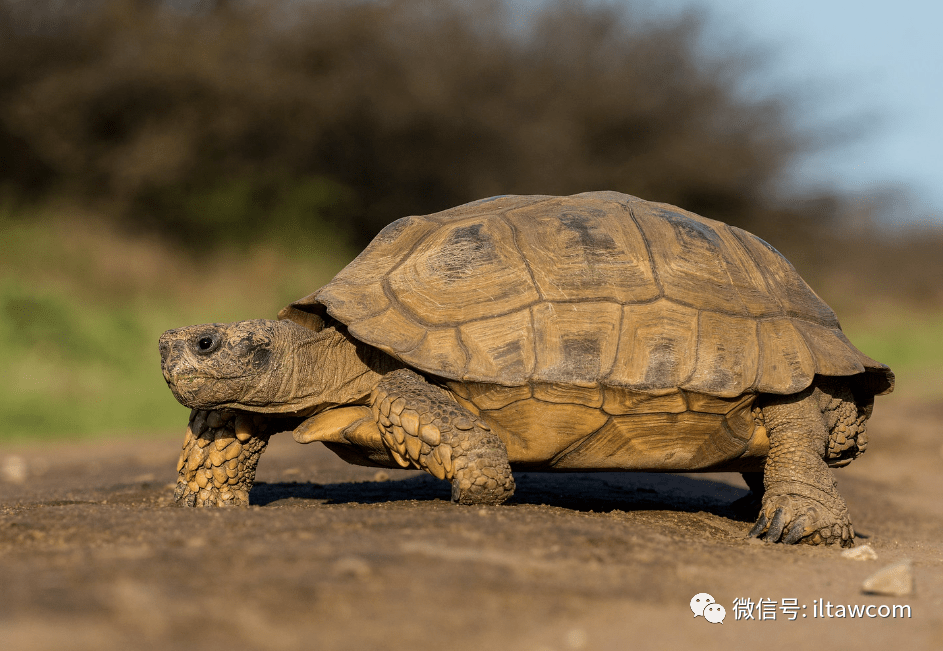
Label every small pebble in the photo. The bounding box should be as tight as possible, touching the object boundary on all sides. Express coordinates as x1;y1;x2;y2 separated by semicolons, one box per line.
841;544;877;561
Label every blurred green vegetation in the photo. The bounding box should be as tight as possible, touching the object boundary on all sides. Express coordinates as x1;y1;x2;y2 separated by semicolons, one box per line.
0;205;356;441
839;310;943;403
0;0;940;441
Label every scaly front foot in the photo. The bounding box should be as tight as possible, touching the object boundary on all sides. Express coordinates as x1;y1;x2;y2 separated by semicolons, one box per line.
173;409;270;507
372;369;515;505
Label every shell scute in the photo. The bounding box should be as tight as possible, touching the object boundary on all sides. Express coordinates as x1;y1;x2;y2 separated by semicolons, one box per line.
553;412;739;470
731;227;839;327
458;309;535;384
632;204;747;315
606;300;699;392
754;319;817;393
683;312;759;397
504;197;659;303
531;301;622;385
386;215;539;326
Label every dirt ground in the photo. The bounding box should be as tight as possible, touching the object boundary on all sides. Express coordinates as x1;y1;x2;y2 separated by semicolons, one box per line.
1;398;940;651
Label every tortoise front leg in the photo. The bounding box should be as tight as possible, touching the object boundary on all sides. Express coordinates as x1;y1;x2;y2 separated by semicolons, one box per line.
372;369;515;505
749;386;854;546
173;409;271;507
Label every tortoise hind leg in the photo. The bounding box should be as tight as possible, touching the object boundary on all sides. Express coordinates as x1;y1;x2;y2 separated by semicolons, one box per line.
748;383;855;546
372;369;515;505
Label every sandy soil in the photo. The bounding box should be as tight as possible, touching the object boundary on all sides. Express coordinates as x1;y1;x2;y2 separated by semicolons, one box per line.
1;398;940;651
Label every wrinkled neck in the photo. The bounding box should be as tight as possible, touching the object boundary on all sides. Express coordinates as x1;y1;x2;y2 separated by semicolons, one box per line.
246;322;400;415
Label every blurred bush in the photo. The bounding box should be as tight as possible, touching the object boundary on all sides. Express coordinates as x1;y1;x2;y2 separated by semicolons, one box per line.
1;0;841;246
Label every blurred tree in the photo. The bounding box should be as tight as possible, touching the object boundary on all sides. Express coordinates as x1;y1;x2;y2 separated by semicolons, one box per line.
0;0;848;245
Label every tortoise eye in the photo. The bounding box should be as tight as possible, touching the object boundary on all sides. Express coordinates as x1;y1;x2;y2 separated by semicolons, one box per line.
195;335;219;354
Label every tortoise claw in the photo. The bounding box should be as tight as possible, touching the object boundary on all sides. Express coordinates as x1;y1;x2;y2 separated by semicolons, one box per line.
765;509;787;542
749;493;854;547
748;511;769;538
781;516;810;545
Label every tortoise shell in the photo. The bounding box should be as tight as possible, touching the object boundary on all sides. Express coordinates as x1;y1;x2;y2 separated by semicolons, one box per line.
282;192;893;471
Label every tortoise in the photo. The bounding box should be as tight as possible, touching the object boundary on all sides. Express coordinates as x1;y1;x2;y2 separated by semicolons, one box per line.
159;191;893;547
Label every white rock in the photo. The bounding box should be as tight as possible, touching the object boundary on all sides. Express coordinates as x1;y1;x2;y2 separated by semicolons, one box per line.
841;544;878;561
862;559;913;596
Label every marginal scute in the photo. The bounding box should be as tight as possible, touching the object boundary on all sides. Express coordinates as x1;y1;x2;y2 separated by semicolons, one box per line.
461;382;532;411
532;382;603;409
315;280;390;324
399;327;467;377
602;388;687;415
347;306;426;357
554;412;744;470
791;320;866;378
276;303;327;331
481;400;609;464
684;392;755;415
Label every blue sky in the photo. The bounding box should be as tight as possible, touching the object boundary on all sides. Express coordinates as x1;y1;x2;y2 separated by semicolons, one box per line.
644;0;943;225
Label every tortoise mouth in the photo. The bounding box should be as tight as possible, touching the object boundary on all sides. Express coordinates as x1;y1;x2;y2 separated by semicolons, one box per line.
165;374;211;407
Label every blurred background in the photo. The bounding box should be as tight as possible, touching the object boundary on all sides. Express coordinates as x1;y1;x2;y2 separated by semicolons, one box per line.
1;0;941;442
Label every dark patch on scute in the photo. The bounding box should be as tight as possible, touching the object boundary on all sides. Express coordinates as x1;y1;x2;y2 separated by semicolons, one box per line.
562;335;603;375
558;211;619;251
697;366;735;394
656;208;722;247
643;341;680;386
494;339;524;363
435;223;498;280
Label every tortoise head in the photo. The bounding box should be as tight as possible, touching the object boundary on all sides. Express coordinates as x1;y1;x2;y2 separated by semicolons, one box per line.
159;319;324;414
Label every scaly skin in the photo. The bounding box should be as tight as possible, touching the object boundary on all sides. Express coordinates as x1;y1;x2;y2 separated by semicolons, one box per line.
749;382;859;547
371;369;515;505
173;409;271;507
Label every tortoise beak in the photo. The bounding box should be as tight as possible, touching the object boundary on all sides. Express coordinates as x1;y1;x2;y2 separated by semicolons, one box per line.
158;329;183;383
